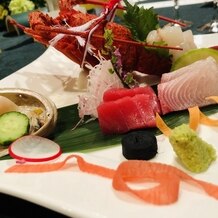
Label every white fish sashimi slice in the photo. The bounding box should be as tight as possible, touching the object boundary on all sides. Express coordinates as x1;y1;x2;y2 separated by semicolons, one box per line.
160;57;215;83
161;63;194;83
147;26;197;61
158;57;218;114
161;56;218;84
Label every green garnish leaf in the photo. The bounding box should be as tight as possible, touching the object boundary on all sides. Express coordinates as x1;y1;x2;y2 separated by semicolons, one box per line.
108;68;115;74
101;28;114;55
122;0;159;41
111;55;117;65
124;72;137;86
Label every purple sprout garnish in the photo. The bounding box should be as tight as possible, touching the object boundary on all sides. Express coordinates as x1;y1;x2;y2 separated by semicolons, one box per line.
103;29;138;88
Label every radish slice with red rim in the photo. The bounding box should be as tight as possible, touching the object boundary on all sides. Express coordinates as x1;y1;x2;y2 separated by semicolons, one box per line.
9;135;62;162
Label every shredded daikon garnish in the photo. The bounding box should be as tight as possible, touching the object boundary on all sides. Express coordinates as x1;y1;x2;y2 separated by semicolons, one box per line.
78;57;123;118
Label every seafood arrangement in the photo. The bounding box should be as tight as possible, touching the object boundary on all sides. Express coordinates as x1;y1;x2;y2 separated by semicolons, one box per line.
9;0;218;148
11;0;218;124
3;0;218;209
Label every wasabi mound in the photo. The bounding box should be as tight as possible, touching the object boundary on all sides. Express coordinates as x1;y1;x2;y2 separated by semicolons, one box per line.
169;124;216;173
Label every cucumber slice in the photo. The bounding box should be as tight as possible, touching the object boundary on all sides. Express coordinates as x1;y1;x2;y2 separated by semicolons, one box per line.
171;48;218;71
0;111;30;146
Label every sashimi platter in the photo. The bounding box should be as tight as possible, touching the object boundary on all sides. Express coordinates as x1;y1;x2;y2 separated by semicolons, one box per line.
2;0;218;217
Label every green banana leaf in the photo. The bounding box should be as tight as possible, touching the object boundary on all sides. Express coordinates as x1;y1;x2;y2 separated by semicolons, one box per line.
50;103;218;154
1;103;218;161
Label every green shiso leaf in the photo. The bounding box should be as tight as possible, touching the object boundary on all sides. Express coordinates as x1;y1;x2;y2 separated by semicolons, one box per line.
101;29;114;55
122;0;159;41
122;0;169;58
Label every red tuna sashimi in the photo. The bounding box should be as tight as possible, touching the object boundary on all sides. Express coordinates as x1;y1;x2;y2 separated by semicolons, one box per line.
97;94;160;134
158;57;218;114
131;94;160;126
97;99;129;134
103;86;155;102
103;86;161;114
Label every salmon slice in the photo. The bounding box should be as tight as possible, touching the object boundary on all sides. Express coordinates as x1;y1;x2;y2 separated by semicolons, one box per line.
158;57;218;114
5;154;218;205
